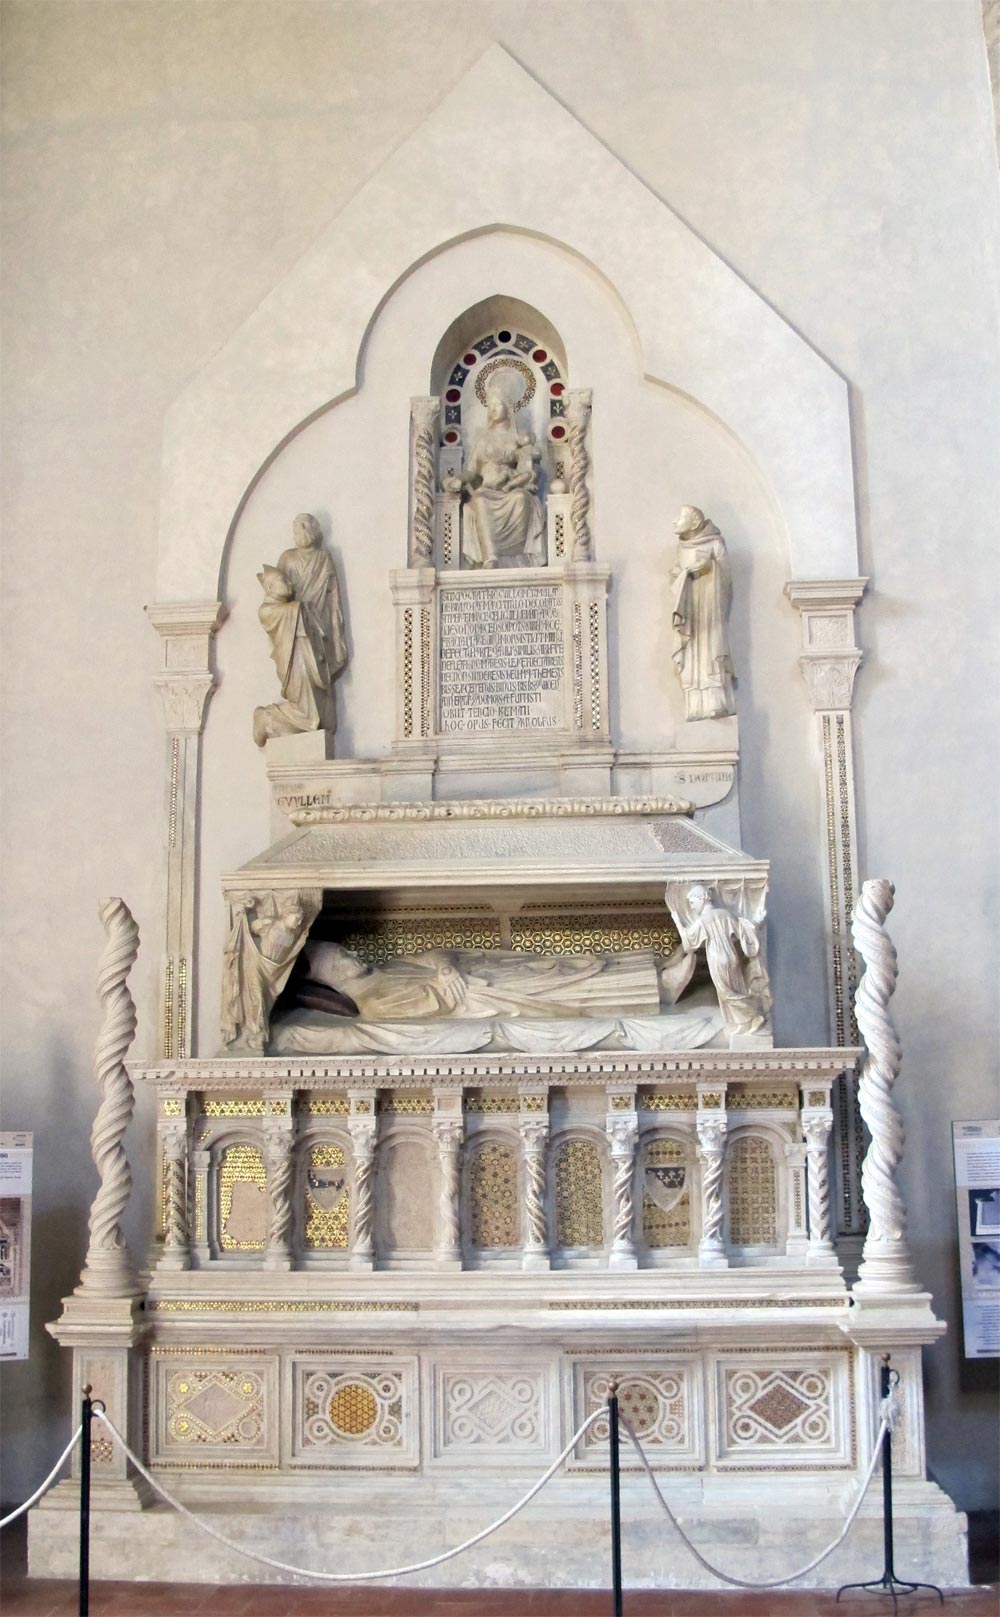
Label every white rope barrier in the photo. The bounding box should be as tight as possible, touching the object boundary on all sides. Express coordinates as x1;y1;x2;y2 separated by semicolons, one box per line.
94;1407;604;1582
621;1412;891;1590
0;1426;83;1529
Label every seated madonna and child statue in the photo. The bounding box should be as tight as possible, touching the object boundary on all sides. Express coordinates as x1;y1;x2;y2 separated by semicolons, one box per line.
444;381;546;568
221;885;771;1055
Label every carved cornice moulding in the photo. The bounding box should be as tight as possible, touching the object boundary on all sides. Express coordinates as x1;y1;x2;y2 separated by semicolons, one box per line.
289;794;694;827
784;579;869;612
137;1046;862;1089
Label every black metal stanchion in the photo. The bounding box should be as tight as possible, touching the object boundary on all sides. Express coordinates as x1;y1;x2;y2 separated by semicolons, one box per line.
79;1384;93;1617
836;1355;943;1614
608;1378;624;1617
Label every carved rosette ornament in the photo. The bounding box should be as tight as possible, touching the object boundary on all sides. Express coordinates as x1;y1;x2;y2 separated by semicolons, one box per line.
851;879;920;1295
566;388;593;562
410;396;440;565
696;1116;728;1266
803;1114;834;1254
77;898;142;1298
433;1118;464;1263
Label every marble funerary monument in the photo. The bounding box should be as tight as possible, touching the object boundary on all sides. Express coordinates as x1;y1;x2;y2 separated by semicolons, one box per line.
33;50;965;1590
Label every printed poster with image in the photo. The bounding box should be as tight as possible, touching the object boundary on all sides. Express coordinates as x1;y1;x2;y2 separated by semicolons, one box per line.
952;1119;1000;1359
0;1130;33;1360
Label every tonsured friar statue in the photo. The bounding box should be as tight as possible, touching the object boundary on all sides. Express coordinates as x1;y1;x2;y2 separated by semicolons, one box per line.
670;505;735;719
253;513;348;746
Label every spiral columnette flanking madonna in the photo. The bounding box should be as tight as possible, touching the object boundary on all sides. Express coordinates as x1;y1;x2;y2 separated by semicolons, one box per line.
78;897;141;1296
567;393;593;562
851;878;918;1294
411;399;438;565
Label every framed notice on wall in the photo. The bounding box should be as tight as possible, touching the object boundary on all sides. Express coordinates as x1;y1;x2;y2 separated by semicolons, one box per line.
0;1130;32;1360
952;1119;1000;1359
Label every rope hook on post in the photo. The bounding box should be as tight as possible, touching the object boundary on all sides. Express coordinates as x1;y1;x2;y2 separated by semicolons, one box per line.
836;1355;943;1615
607;1378;623;1617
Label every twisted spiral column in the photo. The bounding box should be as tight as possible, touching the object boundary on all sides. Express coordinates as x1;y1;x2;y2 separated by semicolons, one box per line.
349;1125;377;1269
697;1117;728;1266
77;898;142;1297
607;1118;638;1268
803;1116;834;1253
264;1134;294;1269
520;1119;549;1266
410;397;440;565
566;389;593;562
433;1119;463;1265
851;878;919;1294
158;1123;190;1270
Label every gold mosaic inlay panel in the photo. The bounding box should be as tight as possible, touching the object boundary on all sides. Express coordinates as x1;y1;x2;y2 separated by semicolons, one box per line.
510;912;680;957
469;1141;519;1248
302;1096;349;1115
727;1085;798;1110
304;1142;349;1250
642;1137;691;1248
204;1098;264;1118
466;1093;519;1114
334;914;501;965
161;1099;184;1118
380;1093;433;1115
645;1090;697;1111
555;1138;604;1248
728;1136;778;1247
328;1381;378;1435
217;1143;267;1251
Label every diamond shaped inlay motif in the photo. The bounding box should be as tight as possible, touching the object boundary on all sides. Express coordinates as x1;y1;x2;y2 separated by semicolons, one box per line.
747;1383;809;1433
726;1366;832;1450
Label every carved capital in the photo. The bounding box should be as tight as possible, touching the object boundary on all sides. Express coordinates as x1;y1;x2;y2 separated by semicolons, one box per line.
607;1115;638;1156
153;673;217;735
519;1118;549;1153
432;1117;464;1152
565;387;593;424
797;652;862;712
785;578;867;713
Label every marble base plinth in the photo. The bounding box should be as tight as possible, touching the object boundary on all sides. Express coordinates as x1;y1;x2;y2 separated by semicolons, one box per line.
30;1476;968;1589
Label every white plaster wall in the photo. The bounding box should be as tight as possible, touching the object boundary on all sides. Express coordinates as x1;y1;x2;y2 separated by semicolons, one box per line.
2;0;997;1517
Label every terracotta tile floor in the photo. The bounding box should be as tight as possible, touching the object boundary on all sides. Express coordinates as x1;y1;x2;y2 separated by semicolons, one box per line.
3;1522;997;1616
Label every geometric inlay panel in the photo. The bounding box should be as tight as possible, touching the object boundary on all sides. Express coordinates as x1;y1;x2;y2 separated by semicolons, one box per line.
571;1359;703;1469
289;1356;419;1468
714;1354;853;1469
432;1365;551;1461
152;1356;279;1468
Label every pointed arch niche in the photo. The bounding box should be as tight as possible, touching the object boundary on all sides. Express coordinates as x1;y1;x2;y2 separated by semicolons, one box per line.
149;50;866;1146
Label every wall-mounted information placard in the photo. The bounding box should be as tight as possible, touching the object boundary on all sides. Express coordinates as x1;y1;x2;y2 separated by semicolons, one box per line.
0;1130;32;1360
952;1118;1000;1359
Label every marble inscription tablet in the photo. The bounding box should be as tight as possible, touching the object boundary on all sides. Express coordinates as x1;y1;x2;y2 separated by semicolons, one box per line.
439;583;563;734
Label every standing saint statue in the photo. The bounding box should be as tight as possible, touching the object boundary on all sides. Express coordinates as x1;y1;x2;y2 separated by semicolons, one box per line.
670;505;735;719
458;383;545;568
252;513;348;747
